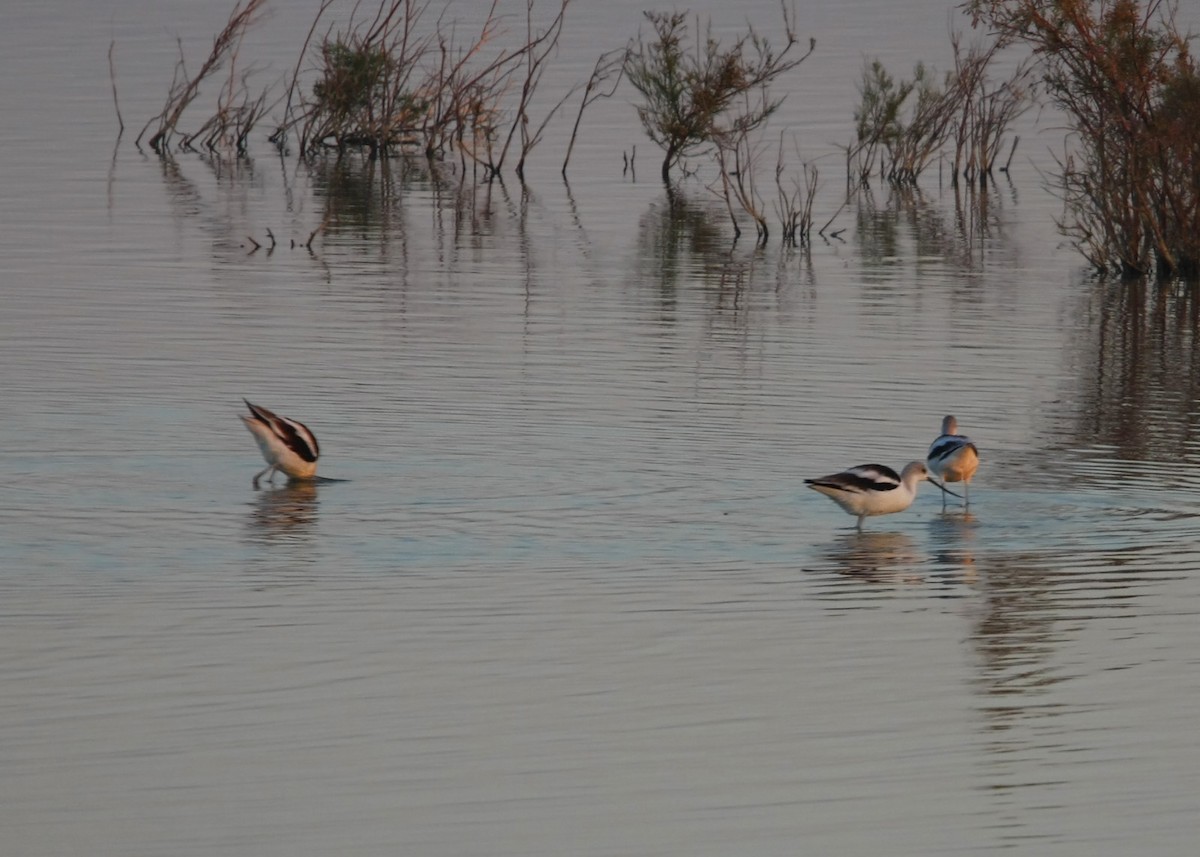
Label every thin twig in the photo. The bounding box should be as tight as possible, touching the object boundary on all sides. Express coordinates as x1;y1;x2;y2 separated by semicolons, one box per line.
306;211;332;250
109;41;124;136
563;48;625;176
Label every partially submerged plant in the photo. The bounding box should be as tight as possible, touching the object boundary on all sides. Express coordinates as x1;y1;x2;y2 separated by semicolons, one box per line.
774;134;818;246
712;122;771;242
137;0;270;154
562;48;626;177
623;2;814;183
886;62;956;184
848;36;1031;188
946;33;1033;188
966;0;1200;279
850;60;914;185
286;0;436;158
282;0;573;178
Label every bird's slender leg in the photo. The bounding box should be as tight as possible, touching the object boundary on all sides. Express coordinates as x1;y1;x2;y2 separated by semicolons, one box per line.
252;465;275;490
856;515;865;532
964;482;970;508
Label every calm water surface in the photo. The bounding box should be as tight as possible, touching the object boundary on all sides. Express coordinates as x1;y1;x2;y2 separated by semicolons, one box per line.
2;1;1199;855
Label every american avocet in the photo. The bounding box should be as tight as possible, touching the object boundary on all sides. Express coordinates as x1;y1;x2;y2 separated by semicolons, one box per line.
806;461;958;530
927;415;979;507
240;399;320;489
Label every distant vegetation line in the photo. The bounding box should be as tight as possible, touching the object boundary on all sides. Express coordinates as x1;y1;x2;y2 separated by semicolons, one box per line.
121;0;1198;280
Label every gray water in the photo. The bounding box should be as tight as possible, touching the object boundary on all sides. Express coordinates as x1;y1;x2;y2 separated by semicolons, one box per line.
2;1;1199;855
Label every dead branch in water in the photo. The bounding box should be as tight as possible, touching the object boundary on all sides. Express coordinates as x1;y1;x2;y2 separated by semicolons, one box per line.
305;210;332;250
137;0;268;153
273;0;339;148
499;0;573;181
947;31;1032;190
712;120;769;245
848;30;1031;190
180;66;276;155
773;132;817;246
562;47;625;177
280;0;576;178
109;41;124;136
420;0;539;173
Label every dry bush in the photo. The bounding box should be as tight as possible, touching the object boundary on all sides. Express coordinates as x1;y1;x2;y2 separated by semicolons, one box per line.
138;0;270;154
849;60;963;186
967;0;1200;279
280;0;572;179
624;2;814;184
947;34;1034;188
848;60;912;184
849;36;1031;187
882;63;956;184
711;122;770;242
774;133;818;246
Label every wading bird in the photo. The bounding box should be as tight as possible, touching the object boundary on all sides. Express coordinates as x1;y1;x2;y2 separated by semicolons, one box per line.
240;399;320;488
806;460;958;530
927;415;979;507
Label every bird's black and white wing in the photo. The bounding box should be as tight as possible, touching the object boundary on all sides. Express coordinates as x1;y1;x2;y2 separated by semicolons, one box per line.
244;399;320;462
805;463;902;494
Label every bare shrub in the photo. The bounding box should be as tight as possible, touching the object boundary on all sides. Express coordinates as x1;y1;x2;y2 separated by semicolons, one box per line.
711;121;770;242
562;48;626;177
946;33;1034;188
849;36;1031;188
774;134;818;246
282;0;572;179
138;0;269;154
289;0;438;158
623;2;814;184
966;0;1200;279
884;63;956;184
849;60;916;185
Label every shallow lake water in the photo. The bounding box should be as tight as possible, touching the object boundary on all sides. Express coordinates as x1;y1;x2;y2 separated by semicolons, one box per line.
2;1;1199;855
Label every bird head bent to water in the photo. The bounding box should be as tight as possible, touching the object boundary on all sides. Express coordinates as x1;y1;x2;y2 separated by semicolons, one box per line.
240;399;320;489
895;461;961;503
806;459;961;530
900;460;958;496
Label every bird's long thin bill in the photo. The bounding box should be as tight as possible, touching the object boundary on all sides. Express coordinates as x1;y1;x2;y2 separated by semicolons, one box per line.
929;476;963;499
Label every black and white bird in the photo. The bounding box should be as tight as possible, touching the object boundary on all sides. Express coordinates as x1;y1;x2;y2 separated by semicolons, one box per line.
240;399;320;488
806;461;957;530
926;415;979;507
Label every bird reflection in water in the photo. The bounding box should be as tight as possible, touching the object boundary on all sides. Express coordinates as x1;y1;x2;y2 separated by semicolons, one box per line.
815;530;923;584
928;509;979;585
246;479;320;540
